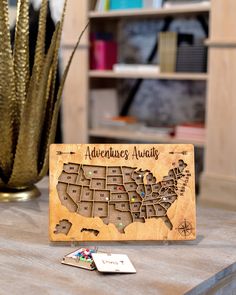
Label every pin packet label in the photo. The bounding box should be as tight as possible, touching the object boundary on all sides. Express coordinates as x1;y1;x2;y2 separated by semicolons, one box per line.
92;253;136;273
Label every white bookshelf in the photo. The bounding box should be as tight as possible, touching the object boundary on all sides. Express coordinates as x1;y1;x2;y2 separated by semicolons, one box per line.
89;70;208;80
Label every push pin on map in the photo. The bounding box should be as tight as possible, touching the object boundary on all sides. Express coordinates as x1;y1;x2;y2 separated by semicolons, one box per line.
118;223;123;228
141;192;145;198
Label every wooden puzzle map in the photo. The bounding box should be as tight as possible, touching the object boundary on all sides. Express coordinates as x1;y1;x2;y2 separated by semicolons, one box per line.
57;161;188;233
50;144;196;241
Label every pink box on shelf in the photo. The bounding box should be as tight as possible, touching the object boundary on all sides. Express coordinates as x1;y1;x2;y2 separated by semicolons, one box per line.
91;40;117;70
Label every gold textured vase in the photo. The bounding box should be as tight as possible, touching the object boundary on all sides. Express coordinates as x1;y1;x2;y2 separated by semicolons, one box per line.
0;0;86;202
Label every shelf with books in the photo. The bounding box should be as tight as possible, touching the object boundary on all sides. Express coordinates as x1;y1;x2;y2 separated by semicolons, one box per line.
89;128;206;147
89;70;208;80
86;0;210;153
89;3;210;19
63;1;236;207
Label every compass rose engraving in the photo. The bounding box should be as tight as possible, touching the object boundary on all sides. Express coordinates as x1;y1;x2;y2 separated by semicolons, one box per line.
177;219;193;238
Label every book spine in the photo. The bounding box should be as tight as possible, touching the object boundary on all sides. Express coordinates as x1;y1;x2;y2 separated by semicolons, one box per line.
159;32;165;72
105;0;110;11
153;0;163;8
169;32;177;73
90;0;98;10
93;41;117;70
110;0;143;10
107;42;118;69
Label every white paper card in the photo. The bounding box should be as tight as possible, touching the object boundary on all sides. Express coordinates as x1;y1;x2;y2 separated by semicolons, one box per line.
92;253;136;273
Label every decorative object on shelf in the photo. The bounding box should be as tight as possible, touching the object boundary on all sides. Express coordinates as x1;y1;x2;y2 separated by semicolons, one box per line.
175;123;205;141
0;0;86;202
90;33;117;70
158;32;207;73
50;144;196;242
90;89;119;128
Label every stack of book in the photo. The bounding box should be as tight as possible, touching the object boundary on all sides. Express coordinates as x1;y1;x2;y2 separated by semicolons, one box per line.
140;125;174;137
158;32;207;73
90;89;119;128
175;123;205;141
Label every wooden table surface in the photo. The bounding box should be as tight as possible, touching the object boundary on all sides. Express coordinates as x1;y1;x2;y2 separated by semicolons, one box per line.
0;179;236;295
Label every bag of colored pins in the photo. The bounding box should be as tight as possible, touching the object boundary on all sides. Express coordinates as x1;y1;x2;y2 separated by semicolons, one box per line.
61;248;98;271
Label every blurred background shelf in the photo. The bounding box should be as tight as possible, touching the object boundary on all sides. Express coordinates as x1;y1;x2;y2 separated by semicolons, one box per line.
89;70;208;80
61;0;236;208
89;128;206;147
89;4;211;19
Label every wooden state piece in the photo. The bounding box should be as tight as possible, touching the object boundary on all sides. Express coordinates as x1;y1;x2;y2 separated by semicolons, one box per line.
49;144;196;242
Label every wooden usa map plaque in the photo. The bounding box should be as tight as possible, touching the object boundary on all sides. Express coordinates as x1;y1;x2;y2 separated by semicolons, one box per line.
49;144;196;241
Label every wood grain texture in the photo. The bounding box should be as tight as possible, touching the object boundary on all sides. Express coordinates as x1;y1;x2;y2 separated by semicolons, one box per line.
61;49;89;143
200;173;236;210
49;144;196;242
0;178;236;295
205;48;236;177
62;0;88;46
200;0;236;206
61;0;89;143
210;0;236;41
